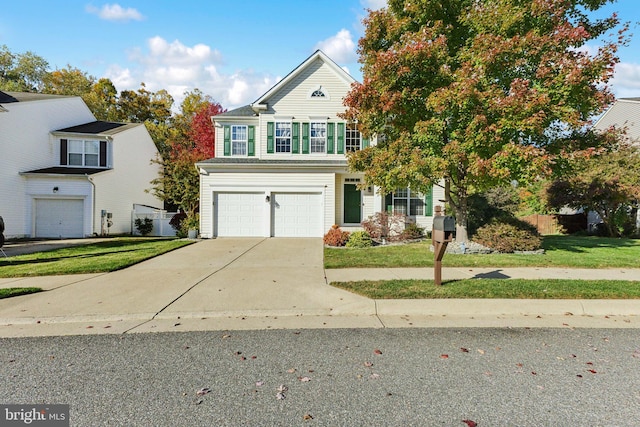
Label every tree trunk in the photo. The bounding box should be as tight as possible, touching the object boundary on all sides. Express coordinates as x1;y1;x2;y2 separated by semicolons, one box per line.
445;177;470;243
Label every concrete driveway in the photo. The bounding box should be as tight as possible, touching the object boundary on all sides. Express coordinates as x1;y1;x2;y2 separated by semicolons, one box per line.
0;238;377;337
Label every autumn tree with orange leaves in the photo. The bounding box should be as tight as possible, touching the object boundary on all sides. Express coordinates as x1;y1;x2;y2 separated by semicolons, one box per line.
343;0;627;242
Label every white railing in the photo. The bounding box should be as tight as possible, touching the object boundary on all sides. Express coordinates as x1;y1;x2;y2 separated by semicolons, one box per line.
131;208;178;237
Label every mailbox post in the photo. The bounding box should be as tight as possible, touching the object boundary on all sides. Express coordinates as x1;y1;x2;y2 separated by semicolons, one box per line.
432;206;455;286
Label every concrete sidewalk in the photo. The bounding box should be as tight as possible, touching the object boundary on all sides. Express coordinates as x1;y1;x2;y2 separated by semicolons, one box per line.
0;238;639;337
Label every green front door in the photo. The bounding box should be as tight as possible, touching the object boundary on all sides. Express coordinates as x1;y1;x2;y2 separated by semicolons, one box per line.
344;184;361;224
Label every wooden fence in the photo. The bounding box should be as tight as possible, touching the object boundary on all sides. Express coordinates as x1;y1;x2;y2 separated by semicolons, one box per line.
519;213;587;235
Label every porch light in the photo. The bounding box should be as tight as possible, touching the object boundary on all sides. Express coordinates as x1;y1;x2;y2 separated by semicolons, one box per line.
265;195;270;203
53;186;59;193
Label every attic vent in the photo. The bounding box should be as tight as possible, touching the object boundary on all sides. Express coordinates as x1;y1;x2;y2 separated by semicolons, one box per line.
311;87;326;98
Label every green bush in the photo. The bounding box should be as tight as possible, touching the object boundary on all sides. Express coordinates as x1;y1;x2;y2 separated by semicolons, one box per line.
473;219;542;253
134;217;154;236
400;223;424;240
346;231;373;248
324;225;350;247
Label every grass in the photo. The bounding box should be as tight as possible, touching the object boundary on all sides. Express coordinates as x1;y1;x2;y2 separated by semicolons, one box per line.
324;235;640;269
331;279;640;299
0;237;194;278
0;287;41;299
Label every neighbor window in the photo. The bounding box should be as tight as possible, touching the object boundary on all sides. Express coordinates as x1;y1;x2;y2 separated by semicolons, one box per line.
68;139;100;167
275;122;291;153
231;125;247;156
385;188;425;216
346;123;361;152
310;122;326;153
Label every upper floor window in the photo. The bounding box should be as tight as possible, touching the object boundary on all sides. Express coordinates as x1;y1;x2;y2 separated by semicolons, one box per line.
60;138;108;168
275;122;291;153
346;123;361;152
231;125;247;156
310;122;326;153
68;139;99;166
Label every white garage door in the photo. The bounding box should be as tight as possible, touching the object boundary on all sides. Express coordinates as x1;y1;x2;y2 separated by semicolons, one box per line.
35;199;84;238
215;192;264;237
272;192;323;237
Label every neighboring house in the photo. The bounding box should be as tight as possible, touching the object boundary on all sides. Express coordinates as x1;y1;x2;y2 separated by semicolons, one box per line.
0;91;162;238
592;97;640;230
594;97;640;143
196;50;444;238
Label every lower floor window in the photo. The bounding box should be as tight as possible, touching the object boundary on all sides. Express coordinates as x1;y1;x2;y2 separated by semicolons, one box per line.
385;188;425;216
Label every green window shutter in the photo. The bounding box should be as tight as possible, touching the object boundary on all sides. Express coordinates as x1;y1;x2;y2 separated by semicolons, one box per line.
223;126;231;156
425;188;433;217
326;123;335;154
292;122;300;154
302;122;310;154
247;125;255;156
362;136;370;149
336;123;345;154
267;122;274;153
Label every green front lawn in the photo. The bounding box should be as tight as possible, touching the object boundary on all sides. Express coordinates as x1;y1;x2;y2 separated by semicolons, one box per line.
0;238;194;278
332;279;640;299
324;235;640;269
0;287;41;299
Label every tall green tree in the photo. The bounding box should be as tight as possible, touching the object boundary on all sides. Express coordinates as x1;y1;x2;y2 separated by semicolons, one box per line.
0;45;49;92
343;0;626;242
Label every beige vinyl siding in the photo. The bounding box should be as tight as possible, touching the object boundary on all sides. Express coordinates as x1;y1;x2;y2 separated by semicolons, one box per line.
0;96;95;237
594;99;640;143
199;171;335;238
258;58;353;160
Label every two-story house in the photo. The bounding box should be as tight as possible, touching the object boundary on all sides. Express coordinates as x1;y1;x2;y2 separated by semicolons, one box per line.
0;91;162;238
196;50;444;238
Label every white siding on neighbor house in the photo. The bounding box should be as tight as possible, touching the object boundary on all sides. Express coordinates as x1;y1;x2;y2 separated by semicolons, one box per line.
24;176;93;237
595;99;640;143
0;96;95;238
90;124;162;235
199;171;335;238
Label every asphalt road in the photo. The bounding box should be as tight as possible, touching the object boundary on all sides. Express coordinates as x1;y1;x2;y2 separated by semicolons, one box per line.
1;328;639;426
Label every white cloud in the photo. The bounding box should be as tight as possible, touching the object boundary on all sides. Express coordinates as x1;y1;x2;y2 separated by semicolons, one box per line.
105;36;279;110
610;62;640;98
314;29;358;64
86;4;144;22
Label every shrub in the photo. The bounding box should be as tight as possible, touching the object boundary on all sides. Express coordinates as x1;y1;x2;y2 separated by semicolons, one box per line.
134;217;154;236
346;231;373;248
362;212;407;241
473;219;542;253
400;223;424;241
324;225;350;247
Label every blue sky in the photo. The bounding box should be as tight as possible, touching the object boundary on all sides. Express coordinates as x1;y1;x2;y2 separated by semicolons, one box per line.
1;0;638;109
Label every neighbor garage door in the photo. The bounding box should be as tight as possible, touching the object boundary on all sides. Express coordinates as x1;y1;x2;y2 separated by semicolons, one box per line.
215;192;264;237
272;192;323;237
35;198;84;238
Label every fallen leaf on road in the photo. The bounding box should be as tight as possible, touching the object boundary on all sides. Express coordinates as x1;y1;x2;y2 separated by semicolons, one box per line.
287;368;297;373
440;354;449;359
374;349;383;355
256;381;264;387
477;349;485;355
370;373;380;379
222;334;231;339
277;385;288;392
588;369;597;374
196;388;211;396
460;348;469;353
364;361;374;367
303;414;313;420
298;376;311;382
462;420;477;427
276;392;286;400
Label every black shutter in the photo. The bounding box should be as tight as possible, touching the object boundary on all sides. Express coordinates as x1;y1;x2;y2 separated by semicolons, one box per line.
60;139;68;165
100;141;107;167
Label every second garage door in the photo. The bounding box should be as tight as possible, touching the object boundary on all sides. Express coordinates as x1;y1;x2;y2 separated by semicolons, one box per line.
272;192;323;237
215;192;264;237
35;198;84;238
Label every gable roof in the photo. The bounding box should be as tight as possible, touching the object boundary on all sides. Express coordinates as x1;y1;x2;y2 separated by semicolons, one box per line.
594;98;640;142
0;91;19;104
251;50;356;111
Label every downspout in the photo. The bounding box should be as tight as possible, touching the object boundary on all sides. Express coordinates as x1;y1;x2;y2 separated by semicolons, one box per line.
86;174;96;237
